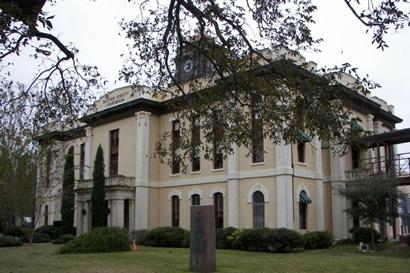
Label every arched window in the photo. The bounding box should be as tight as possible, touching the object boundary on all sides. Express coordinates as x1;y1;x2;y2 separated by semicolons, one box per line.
253;191;265;228
299;190;311;230
171;195;180;227
191;194;200;206
214;193;224;229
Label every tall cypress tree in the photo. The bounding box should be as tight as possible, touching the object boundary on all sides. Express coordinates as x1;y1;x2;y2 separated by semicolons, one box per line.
91;144;106;228
61;146;75;234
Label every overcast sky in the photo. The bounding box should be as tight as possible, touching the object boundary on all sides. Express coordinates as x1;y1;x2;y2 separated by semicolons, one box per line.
8;0;410;151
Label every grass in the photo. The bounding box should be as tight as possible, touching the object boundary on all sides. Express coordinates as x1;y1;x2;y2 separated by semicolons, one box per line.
0;243;409;273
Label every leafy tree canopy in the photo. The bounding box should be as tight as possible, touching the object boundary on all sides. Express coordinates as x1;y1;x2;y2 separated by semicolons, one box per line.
1;1;409;161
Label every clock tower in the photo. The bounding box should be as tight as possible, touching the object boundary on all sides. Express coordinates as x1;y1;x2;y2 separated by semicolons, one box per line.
175;36;213;83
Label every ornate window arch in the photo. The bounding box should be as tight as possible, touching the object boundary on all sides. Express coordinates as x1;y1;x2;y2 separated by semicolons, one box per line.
168;189;182;200
189;188;203;199
209;186;225;198
247;183;269;203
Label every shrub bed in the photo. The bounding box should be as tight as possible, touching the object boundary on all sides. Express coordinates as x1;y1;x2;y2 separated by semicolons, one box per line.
0;236;22;247
349;227;380;244
59;227;129;254
303;231;333;249
53;234;75;244
216;227;237;249
20;232;52;243
128;230;148;245
144;227;189;247
230;228;304;253
4;226;25;238
35;225;63;239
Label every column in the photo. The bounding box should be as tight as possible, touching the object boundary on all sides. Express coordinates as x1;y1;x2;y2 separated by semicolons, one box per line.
275;142;294;229
135;111;151;230
84;127;92;179
330;143;348;240
111;199;125;227
314;137;325;230
227;144;239;227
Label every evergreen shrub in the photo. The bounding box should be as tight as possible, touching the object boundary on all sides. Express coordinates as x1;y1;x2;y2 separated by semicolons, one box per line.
4;226;25;237
231;228;304;253
349;227;380;244
144;227;189;247
59;227;129;254
52;234;75;244
0;236;22;247
21;232;52;243
35;225;63;239
216;227;237;249
303;231;333;249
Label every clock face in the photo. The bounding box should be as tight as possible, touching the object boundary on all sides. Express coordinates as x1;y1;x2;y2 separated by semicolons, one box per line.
183;59;193;72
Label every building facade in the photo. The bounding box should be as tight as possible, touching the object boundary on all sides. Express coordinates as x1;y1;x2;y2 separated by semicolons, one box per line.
36;48;404;240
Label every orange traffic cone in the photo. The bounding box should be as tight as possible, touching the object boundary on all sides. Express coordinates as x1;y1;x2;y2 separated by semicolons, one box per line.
131;240;138;252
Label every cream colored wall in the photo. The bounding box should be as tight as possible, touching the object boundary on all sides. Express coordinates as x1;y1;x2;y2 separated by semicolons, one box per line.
90;117;136;177
323;182;332;231
237;140;276;171
293;178;316;231
158;182;227;229
238;177;276;228
157;113;227;184
149;115;161;182
149;188;160;228
292;142;317;173
321;146;331;178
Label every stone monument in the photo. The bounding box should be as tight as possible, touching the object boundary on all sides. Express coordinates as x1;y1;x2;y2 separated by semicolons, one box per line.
190;205;216;273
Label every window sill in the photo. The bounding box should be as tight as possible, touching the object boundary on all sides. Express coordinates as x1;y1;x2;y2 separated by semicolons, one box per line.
190;171;202;175
169;173;181;177
250;161;265;166
296;162;307;166
211;168;224;173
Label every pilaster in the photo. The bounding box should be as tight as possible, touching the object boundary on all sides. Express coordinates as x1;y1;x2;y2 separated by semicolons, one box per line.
134;111;151;230
227;144;239;227
314;137;325;230
330;143;348;240
275;142;293;229
111;199;125;227
84;127;92;179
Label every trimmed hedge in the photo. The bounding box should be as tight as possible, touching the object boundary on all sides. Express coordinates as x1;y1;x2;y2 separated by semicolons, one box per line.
0;236;22;247
216;227;237;249
231;228;304;253
59;227;129;254
53;234;75;244
144;227;189;247
21;232;52;243
349;227;380;244
303;231;333;249
4;226;25;238
128;230;148;245
35;225;64;239
406;234;410;247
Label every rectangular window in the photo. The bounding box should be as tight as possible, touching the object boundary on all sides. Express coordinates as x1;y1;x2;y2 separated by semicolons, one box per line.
172;120;181;174
297;142;305;163
80;143;85;180
110;129;119;176
213;111;223;169
214;193;224;229
252;94;264;163
192;117;201;172
352;146;360;169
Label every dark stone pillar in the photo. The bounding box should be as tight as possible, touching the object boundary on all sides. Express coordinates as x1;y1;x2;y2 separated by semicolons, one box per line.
190;205;216;273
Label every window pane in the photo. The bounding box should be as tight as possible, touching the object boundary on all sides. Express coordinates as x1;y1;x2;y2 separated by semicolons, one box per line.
214;193;224;229
172;196;180;227
191;194;200;206
252;94;264;163
253;191;265;228
110;129;119;176
297;142;305;163
172;120;181;174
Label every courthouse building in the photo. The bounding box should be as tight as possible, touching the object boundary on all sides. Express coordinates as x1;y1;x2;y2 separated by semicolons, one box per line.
36;47;404;240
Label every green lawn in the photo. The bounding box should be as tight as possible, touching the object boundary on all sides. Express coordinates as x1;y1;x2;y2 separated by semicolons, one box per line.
0;243;409;273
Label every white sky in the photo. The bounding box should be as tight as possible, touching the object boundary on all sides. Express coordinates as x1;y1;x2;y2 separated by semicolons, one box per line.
7;0;410;151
